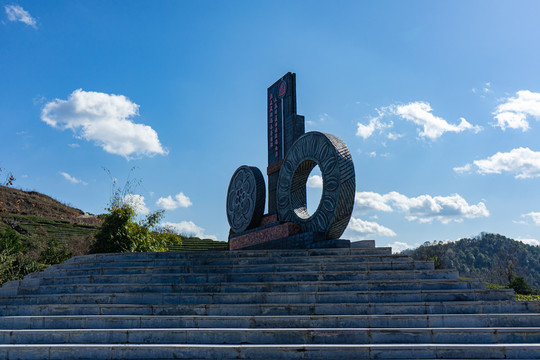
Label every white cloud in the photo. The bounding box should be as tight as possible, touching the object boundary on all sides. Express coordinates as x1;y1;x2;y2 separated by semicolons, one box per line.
161;221;217;240
391;102;481;139
319;113;330;122
307;113;332;127
521;212;540;226
516;237;540;246
307;175;323;189
453;163;472;174
347;217;397;237
355;192;393;212
156;192;192;210
387;132;404;140
41;89;167;159
355;191;489;224
59;172;87;185
356;115;392;139
493;90;540;131
4;5;36;28
358;102;481;140
386;241;415;253
456;147;540;179
124;194;150;216
472;82;492;98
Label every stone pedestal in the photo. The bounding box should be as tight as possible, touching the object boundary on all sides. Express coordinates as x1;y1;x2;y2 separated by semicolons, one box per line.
229;214;300;250
229;214;350;251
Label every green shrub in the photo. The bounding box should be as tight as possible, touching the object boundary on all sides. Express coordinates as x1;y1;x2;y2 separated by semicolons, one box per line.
89;203;168;254
0;227;72;285
508;276;533;295
89;168;172;254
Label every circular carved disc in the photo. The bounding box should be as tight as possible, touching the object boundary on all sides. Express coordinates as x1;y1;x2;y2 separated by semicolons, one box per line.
226;165;266;234
276;131;355;239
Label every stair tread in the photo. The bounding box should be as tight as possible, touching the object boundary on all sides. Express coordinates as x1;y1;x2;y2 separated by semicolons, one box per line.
0;247;538;359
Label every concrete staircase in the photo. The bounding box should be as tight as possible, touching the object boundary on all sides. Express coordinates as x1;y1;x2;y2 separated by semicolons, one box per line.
0;245;539;359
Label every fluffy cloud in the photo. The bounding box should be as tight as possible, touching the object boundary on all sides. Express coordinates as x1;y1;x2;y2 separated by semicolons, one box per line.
161;221;217;240
59;172;87;185
355;192;393;212
156;192;192;210
355;191;489;224
516;238;540;246
357;102;480;140
41;89;167;159
356;116;391;139
347;217;396;237
391;102;481;140
124;194;150;216
521;212;540;226
455;147;540;179
307;175;323;189
493;90;540;131
453;163;472;174
387;132;404;140
4;5;36;28
386;241;416;253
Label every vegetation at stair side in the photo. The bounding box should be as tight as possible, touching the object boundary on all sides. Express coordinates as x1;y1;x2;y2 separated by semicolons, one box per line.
404;233;540;298
0;226;72;285
89;173;182;254
0;171;86;285
89;170;226;253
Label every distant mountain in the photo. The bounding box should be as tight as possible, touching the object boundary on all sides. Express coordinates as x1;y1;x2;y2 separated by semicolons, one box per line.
404;233;540;289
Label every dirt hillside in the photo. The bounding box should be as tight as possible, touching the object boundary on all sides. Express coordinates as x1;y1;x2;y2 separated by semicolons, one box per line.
0;185;100;226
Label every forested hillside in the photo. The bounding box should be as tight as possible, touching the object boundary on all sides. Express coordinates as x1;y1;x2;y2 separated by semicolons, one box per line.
405;233;540;289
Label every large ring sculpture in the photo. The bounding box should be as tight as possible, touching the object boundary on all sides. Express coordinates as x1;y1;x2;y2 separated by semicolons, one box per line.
276;131;355;239
226;165;266;233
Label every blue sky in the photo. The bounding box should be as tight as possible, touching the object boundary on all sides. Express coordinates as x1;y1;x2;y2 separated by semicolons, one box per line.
2;1;540;251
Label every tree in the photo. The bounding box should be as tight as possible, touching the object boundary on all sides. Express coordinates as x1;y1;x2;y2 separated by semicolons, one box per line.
508;276;533;295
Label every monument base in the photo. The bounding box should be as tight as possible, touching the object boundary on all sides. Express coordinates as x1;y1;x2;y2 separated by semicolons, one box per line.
237;233;350;251
229;214;351;251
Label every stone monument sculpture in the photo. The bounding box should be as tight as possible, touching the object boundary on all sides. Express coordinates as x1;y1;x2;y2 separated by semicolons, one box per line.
226;73;355;250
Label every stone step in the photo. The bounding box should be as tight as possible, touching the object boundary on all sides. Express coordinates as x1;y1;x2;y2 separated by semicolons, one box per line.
64;247;392;264
0;289;515;306
2;313;540;330
16;269;460;287
10;279;485;296
53;254;410;270
0;343;539;359
31;260;435;277
2;327;540;345
2;300;537;317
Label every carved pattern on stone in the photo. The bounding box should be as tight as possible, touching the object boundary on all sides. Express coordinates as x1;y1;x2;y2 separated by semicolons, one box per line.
276;131;355;239
226;165;266;234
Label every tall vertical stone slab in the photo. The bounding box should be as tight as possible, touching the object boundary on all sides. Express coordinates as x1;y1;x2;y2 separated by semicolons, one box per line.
266;72;304;214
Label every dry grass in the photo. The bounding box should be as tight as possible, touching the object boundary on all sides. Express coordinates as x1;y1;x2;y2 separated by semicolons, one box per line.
0;185;101;226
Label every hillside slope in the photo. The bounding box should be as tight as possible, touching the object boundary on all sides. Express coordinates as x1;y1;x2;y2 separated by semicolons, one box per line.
405;233;540;289
0;185;100;225
0;186;101;255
